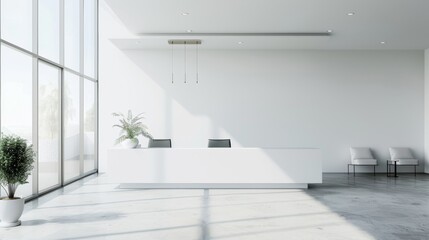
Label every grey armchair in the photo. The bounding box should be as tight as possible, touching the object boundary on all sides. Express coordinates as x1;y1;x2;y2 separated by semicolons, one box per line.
348;147;377;176
387;147;418;177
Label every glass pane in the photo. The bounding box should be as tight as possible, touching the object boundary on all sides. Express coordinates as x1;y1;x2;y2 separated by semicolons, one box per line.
38;62;61;191
1;0;33;52
65;0;80;71
84;0;96;78
84;80;95;172
39;0;60;63
1;45;33;197
64;72;81;181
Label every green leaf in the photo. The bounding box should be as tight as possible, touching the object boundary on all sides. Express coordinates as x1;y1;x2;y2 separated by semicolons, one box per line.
0;133;35;199
112;110;153;142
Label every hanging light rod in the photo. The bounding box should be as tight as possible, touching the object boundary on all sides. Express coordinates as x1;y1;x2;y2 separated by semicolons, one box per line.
146;32;331;37
168;39;202;45
169;39;202;84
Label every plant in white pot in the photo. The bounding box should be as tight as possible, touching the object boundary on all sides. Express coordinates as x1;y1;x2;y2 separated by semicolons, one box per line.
0;134;35;227
113;110;153;148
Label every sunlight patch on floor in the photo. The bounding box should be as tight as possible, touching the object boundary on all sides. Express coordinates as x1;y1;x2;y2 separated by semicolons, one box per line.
0;175;375;240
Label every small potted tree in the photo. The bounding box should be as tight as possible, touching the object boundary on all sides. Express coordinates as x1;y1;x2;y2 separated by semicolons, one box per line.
0;134;35;227
113;110;153;148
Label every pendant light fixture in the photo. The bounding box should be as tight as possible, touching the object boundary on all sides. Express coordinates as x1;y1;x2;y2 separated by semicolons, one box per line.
168;39;202;84
196;43;199;84
184;41;187;83
171;43;174;84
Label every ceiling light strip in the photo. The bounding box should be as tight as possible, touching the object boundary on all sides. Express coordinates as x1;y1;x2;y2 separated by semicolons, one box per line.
146;32;331;37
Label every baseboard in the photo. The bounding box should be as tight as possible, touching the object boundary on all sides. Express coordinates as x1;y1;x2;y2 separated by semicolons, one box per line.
323;172;425;174
119;183;309;189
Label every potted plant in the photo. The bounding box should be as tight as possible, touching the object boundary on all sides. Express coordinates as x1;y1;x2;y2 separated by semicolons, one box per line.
113;110;153;148
0;134;35;227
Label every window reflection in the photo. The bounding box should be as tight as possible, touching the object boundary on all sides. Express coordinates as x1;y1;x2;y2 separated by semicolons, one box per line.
0;45;33;198
64;72;81;180
84;80;96;172
38;62;61;191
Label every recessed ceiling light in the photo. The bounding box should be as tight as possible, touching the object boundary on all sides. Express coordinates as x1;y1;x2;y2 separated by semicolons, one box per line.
380;41;386;44
181;12;190;16
238;41;243;44
186;30;192;33
327;30;333;33
347;12;355;16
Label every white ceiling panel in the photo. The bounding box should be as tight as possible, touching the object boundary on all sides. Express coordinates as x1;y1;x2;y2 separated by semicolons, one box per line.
105;0;429;49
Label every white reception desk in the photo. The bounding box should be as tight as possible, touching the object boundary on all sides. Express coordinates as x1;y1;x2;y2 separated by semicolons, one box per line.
107;148;322;189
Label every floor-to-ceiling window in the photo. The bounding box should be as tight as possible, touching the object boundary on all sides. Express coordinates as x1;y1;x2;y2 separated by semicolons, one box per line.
0;44;34;197
0;0;98;200
84;79;96;172
64;72;81;181
38;62;61;191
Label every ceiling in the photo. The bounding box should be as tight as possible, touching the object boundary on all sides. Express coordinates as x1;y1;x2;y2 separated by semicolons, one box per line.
105;0;429;50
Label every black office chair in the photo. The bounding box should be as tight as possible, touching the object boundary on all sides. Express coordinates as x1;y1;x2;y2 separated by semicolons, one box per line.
208;139;231;148
148;139;172;148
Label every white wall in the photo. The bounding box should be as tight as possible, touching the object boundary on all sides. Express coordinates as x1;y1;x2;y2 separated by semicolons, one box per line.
425;49;429;173
100;2;425;173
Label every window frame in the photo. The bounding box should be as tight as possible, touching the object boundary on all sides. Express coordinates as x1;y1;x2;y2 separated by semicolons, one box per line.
0;0;98;201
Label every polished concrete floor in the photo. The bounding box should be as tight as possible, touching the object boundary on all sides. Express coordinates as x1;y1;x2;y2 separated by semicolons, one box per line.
1;173;428;240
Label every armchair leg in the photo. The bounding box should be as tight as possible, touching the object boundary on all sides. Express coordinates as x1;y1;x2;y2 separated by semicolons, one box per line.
386;161;389;177
374;165;376;176
394;161;397;177
394;161;398;177
415;165;416;176
353;165;355;176
347;164;350;175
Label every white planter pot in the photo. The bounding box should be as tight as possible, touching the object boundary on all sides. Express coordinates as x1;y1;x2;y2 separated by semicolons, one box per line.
0;198;24;227
122;138;139;149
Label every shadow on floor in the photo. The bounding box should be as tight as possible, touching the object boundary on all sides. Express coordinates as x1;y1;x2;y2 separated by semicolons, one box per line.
22;212;125;226
304;173;429;240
